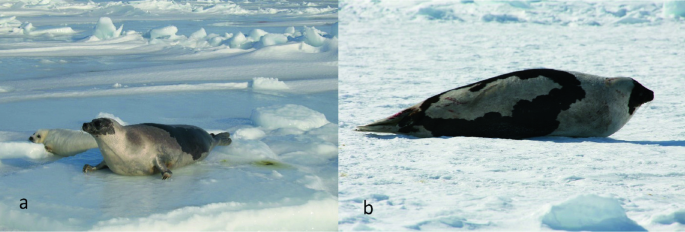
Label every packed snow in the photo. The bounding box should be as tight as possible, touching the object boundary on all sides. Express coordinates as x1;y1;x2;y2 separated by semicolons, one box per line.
0;0;337;230
339;0;685;231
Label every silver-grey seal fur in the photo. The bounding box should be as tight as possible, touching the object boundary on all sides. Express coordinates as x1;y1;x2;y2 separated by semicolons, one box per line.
357;68;654;139
82;118;232;179
29;129;98;156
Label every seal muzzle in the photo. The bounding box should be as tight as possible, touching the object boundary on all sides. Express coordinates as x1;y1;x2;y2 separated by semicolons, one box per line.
83;118;115;136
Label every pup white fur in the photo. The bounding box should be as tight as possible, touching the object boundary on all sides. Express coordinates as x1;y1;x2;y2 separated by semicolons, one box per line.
29;129;98;157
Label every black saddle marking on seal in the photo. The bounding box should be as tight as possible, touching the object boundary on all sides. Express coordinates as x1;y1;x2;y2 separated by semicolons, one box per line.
399;69;587;139
627;79;654;115
142;123;210;160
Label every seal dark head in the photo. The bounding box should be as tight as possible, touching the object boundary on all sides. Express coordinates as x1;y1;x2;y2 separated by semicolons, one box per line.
82;118;116;136
628;79;654;115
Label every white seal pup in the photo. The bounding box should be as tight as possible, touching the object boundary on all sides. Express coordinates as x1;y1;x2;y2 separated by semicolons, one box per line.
29;129;98;157
81;118;232;179
357;68;654;139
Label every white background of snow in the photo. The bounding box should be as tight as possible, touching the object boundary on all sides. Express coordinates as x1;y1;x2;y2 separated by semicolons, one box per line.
339;0;685;231
0;0;337;230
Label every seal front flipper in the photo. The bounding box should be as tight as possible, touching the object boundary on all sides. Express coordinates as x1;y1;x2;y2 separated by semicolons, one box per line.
154;157;172;180
83;161;108;173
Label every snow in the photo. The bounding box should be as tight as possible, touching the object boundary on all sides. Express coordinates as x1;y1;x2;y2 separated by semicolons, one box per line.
339;0;685;231
0;0;336;230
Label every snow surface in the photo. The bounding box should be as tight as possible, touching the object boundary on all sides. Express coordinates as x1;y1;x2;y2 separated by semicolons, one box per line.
0;0;337;230
339;0;685;231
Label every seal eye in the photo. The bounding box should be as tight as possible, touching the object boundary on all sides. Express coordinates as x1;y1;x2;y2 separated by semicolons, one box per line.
37;135;41;138
94;121;101;127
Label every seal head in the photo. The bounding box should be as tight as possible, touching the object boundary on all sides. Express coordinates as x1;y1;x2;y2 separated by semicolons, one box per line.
628;79;653;114
82;118;115;136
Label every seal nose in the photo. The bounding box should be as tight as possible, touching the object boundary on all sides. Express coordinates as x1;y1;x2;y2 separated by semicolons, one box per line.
82;123;91;132
29;136;33;142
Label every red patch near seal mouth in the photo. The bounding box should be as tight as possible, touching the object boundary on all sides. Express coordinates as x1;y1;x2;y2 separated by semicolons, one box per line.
388;110;406;119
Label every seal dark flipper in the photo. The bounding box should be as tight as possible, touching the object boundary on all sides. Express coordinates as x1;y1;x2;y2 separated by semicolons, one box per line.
211;132;232;146
356;108;415;133
83;161;108;173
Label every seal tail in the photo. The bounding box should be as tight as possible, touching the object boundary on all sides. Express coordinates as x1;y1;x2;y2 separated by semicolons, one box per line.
211;132;232;146
355;109;413;133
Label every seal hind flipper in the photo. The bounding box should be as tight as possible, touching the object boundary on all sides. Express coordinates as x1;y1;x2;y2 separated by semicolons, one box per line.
153;157;172;180
211;132;232;146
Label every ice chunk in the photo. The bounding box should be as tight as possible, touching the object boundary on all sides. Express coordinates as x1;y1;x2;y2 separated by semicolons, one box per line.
93;17;123;40
284;26;296;36
208;139;277;163
664;1;685;17
302;26;326;47
541;195;646;231
248;29;268;41
228;31;251;49
95;112;127;126
251;104;329;131
252;77;289;90
260;33;288;46
0;142;52;160
189;28;207;40
233;127;266;140
20;22;34;36
652;209;685;225
147;26;178;39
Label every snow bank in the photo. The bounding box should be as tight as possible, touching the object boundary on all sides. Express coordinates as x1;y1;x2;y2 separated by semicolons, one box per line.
92;197;337;231
252;77;289;90
251;104;329;131
541;195;646;231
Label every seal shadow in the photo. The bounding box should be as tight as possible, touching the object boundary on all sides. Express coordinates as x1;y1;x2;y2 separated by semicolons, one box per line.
362;132;685;147
532;137;685;147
